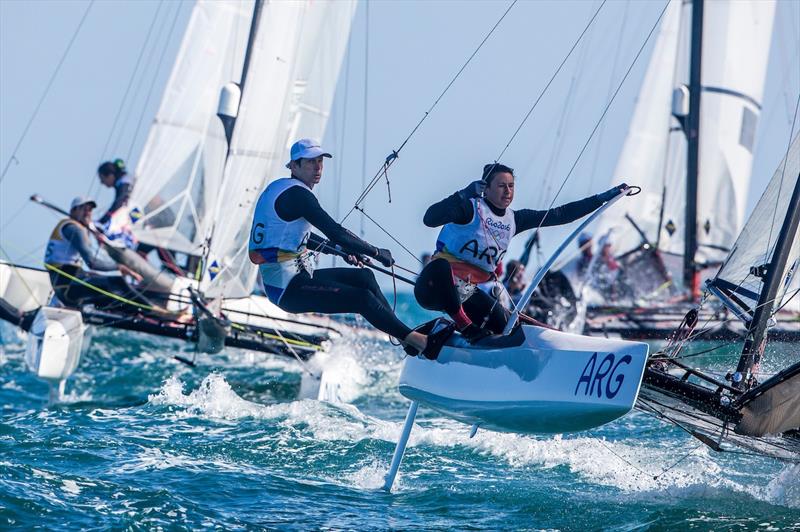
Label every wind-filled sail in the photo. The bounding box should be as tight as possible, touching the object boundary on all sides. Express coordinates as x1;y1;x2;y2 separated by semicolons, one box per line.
202;0;357;299
596;0;776;276
710;134;800;318
129;1;250;255
593;0;682;257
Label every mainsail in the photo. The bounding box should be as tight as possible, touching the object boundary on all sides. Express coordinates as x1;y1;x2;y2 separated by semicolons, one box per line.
129;1;250;255
201;0;357;299
595;0;776;280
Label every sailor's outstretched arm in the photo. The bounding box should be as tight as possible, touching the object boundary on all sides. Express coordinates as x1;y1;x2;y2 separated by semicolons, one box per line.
514;185;623;234
276;186;379;258
62;223;117;271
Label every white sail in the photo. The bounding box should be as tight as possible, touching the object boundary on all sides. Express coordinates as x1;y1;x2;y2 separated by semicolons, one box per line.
202;0;357;299
694;0;776;266
597;0;776;271
712;134;800;316
593;0;682;255
129;1;250;255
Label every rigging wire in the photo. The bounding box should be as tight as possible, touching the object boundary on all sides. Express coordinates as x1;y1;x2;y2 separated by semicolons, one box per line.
586;0;630;194
0;0;95;186
87;0;165;196
359;0;369;237
490;0;607;166
763;89;800;265
110;0;167;160
520;0;669;238
340;0;519;225
354;206;422;266
126;0;183;160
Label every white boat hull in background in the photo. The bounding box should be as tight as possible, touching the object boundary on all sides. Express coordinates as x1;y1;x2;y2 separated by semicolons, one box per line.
399;325;649;434
0;262;52;312
25;307;89;400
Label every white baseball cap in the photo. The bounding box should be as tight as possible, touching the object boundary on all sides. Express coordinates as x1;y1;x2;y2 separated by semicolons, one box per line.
70;196;97;210
285;138;332;168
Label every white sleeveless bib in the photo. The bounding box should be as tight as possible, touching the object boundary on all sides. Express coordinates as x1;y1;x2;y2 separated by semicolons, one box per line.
44;219;83;267
435;198;515;273
250;178;313;303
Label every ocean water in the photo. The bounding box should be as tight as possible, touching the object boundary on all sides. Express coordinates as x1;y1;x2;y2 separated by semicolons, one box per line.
1;294;799;530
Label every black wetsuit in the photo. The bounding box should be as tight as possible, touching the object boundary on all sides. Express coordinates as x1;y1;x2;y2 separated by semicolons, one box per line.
267;184;412;340
97;177;134;226
417;192;606;332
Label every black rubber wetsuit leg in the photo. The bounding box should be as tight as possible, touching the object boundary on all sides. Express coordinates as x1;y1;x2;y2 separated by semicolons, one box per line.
414;258;461;314
462;289;509;334
279;267;412;340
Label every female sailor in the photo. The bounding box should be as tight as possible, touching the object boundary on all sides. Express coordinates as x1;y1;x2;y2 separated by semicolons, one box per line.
416;162;625;339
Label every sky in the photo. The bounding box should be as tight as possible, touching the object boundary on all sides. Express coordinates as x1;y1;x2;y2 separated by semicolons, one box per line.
1;0;799;286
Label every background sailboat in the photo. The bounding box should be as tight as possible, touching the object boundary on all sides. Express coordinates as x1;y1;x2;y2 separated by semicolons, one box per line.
541;0;797;339
0;0;360;395
637;132;800;461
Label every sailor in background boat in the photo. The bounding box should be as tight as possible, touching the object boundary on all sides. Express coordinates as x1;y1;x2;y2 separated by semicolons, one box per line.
96;159;136;248
249;138;450;357
415;162;626;340
45;196;143;309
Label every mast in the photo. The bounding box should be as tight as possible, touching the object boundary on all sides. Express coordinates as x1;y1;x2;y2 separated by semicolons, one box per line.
239;0;264;99
203;0;263;276
733;174;800;390
683;0;703;299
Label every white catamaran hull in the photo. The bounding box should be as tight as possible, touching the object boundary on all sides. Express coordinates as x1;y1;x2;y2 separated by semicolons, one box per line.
25;306;90;400
399;325;649;434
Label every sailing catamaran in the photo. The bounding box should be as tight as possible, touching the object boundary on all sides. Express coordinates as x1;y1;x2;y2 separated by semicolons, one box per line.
534;0;798;340
0;0;362;396
636;132;800;462
381;188;651;491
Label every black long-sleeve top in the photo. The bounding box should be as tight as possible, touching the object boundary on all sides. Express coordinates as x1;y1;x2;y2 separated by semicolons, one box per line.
274;184;378;257
423;192;605;234
98;178;134;225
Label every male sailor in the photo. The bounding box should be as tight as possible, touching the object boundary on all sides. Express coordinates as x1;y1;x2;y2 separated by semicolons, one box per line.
248;138;449;357
45;196;142;309
97;159;136;248
416;162;626;339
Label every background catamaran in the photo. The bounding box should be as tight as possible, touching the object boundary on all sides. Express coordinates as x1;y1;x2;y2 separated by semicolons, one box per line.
636;132;800;462
0;0;367;396
527;0;798;340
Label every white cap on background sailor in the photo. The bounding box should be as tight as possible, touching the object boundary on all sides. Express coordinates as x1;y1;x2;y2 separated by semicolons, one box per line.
285;138;332;168
70;196;97;210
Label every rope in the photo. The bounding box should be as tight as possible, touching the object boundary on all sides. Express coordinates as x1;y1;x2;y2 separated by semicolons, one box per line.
354;206;422;265
43;263;159;312
341;0;519;225
44;263;322;355
1;0;95;186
